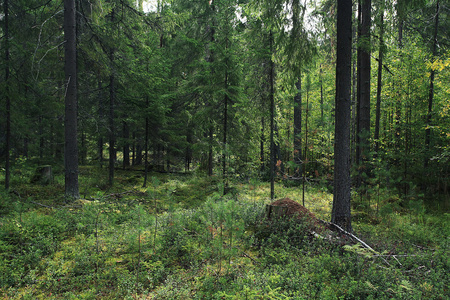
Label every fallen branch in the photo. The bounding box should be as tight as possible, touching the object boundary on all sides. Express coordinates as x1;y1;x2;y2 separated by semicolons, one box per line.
325;221;392;266
242;252;259;265
30;201;55;209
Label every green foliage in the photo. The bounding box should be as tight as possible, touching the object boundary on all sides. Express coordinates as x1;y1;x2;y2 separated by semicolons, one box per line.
1;170;448;299
1;0;450;298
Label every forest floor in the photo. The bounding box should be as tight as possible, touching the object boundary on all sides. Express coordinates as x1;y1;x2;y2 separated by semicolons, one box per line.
0;164;449;299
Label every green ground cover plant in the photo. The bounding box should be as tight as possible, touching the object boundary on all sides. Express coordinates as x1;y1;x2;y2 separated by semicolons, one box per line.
0;167;449;299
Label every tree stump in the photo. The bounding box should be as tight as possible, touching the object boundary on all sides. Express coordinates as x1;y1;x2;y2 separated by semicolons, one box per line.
30;165;53;185
265;204;289;219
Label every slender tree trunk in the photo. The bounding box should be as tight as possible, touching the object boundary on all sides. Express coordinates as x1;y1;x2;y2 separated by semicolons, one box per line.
123;121;130;169
374;10;384;155
97;78;104;166
4;0;11;190
293;78;302;177
303;75;310;206
208;126;213;176
269;30;275;200
424;1;439;167
64;0;80;200
332;0;352;232
39;116;44;162
81;131;86;165
143;97;149;187
109;9;115;186
206;7;215;177
223;68;229;183
357;0;371;171
320;65;324;123
394;16;404;163
351;11;357;166
260;117;265;173
355;0;362;168
185;129;192;172
132;132;136;165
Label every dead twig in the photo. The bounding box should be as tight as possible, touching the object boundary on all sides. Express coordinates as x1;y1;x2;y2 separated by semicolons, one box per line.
325;221;392;267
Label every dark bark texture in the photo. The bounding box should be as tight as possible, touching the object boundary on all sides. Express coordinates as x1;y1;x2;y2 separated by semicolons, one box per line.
4;0;11;189
64;0;80;200
293;78;302;177
357;0;371;166
374;11;384;155
332;0;352;232
424;1;439;167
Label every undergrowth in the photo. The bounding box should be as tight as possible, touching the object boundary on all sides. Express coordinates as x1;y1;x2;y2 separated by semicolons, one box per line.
0;167;449;299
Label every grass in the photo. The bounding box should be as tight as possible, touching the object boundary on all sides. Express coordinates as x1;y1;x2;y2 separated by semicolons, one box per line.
0;164;449;299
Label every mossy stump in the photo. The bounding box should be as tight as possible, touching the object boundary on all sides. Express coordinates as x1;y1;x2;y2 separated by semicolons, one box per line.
30;165;53;185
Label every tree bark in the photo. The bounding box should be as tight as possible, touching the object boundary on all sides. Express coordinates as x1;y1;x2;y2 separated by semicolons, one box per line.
4;0;10;190
208;126;213;176
303;75;310;206
357;0;371;172
355;0;362;168
260;117;265;173
64;0;80;200
123;121;130;169
109;9;116;186
185;128;192;172
332;0;352;232
424;1;439;167
320;65;324;123
223;65;229;183
97;77;104;166
293;78;302;177
374;10;384;155
269;30;275;200
143;97;149;187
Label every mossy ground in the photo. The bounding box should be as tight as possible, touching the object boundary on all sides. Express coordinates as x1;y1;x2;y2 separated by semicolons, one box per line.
0;165;449;299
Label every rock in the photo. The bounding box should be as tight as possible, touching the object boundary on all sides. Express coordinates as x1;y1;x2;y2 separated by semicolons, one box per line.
30;165;53;185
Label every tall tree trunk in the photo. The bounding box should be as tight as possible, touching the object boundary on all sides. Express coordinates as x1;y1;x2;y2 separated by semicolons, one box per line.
208;126;213;176
355;0;362;168
269;30;275;200
374;9;384;155
143;97;149;187
132;132;136;165
185;128;192;172
394;15;404;163
39;116;44;162
293;78;302;177
424;1;439;167
81;131;86;165
4;0;10;190
320;65;324;123
206;6;215;177
260;116;265;173
123;121;130;169
97;77;104;167
357;0;371;172
64;0;80;200
223;67;229;183
303;75;310;206
332;0;352;232
351;10;357;166
109;9;115;186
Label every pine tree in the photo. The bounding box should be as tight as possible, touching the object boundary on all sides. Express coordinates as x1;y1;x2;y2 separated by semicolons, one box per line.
332;0;352;232
64;0;80;200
